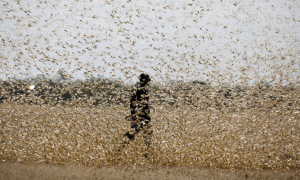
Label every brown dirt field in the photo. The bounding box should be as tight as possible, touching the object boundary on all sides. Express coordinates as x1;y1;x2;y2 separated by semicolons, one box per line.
0;162;299;180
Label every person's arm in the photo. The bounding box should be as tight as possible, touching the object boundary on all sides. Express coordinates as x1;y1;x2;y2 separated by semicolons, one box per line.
142;89;151;122
145;94;151;121
130;86;137;118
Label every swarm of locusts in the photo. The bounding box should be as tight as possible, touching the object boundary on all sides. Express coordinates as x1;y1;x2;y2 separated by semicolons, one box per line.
0;0;300;170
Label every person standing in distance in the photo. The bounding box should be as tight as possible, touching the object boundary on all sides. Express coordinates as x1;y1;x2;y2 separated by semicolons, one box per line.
124;73;152;148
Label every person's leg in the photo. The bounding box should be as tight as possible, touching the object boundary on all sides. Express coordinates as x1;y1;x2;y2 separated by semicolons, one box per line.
119;128;134;151
121;117;141;150
124;122;139;140
142;122;153;148
140;122;152;158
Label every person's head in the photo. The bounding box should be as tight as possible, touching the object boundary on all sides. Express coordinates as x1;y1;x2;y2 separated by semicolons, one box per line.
139;73;151;85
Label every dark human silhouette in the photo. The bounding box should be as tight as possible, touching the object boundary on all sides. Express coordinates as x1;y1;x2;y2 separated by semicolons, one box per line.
121;73;152;153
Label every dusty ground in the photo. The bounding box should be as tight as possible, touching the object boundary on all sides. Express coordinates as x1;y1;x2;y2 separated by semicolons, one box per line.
0;162;299;180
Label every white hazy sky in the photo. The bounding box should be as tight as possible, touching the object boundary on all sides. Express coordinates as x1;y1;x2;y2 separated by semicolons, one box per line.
0;0;299;85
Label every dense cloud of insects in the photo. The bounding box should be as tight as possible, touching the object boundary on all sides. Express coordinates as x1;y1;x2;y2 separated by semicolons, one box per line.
0;0;299;170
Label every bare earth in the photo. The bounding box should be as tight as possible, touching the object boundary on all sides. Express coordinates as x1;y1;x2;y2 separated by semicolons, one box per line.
0;162;299;180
